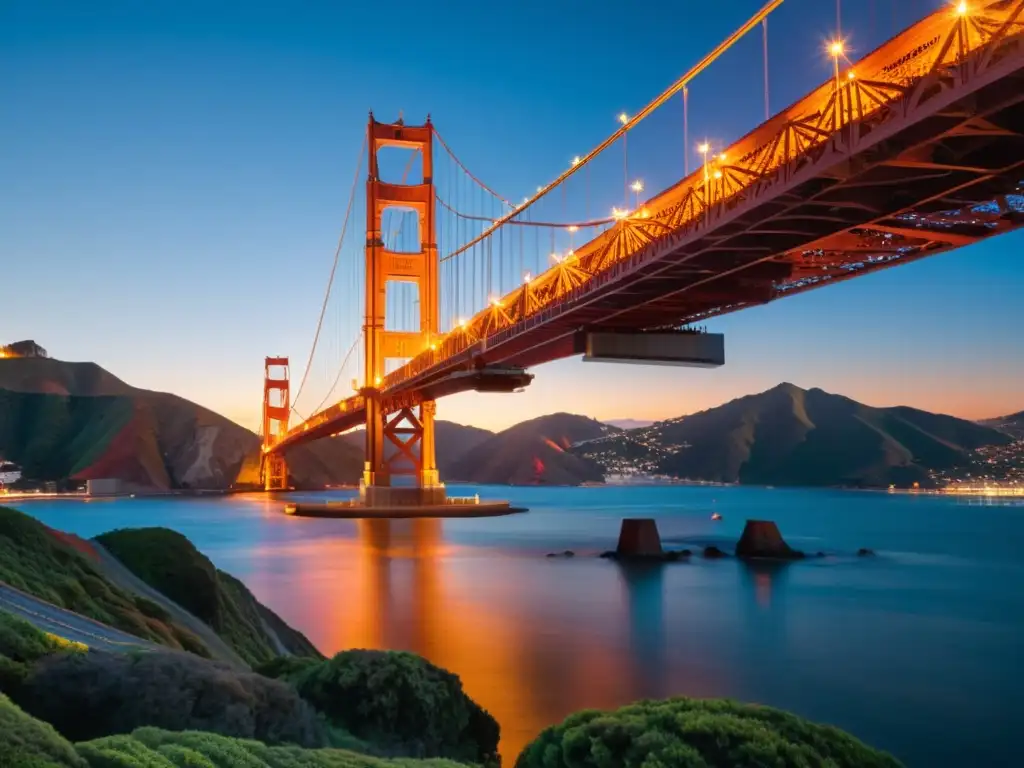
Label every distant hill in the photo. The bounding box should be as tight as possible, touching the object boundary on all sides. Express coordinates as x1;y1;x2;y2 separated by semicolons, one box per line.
980;410;1024;439
573;383;1012;488
0;357;362;490
338;420;494;477
447;413;613;485
604;418;655;430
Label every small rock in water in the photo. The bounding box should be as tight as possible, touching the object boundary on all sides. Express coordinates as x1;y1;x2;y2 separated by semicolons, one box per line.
546;550;576;558
857;548;876;557
703;545;728;559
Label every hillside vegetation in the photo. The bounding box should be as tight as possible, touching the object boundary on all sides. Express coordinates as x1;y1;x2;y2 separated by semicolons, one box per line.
95;527;322;666
448;413;613;485
573;383;1011;488
0;506;210;655
516;697;902;768
0;357;363;490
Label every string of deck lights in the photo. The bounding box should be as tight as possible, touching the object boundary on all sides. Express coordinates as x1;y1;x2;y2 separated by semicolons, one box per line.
432;0;975;360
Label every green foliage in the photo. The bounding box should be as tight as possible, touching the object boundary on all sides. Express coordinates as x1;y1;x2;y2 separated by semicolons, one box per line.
0;610;87;698
514;696;904;768
0;692;87;767
95;527;323;666
20;648;326;748
76;727;473;768
0;507;211;656
0;389;133;481
290;650;499;765
254;655;319;680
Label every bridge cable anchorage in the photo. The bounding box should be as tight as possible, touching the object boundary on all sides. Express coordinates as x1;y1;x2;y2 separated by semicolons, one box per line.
438;0;784;266
290;133;367;410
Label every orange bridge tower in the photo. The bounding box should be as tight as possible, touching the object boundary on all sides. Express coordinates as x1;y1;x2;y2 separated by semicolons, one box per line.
261;357;290;491
361;114;443;507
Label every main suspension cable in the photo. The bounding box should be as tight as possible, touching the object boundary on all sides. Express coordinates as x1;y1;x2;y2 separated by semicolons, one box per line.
432;126;514;209
292;134;367;408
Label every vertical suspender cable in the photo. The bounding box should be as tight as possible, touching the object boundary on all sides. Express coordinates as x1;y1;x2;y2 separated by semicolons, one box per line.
836;0;842;38
761;17;770;121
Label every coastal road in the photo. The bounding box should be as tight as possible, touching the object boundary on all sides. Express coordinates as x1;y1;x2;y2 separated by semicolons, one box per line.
0;581;157;653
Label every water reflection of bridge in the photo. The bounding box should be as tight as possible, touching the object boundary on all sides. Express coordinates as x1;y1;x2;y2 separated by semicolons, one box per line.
252;519;793;758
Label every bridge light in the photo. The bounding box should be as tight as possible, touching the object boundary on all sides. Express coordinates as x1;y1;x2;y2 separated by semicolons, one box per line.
955;0;968;15
847;70;856;80
713;170;723;179
457;317;467;329
612;207;628;220
571;156;581;166
490;296;502;307
551;251;562;263
523;272;532;284
630;180;644;193
718;152;727;162
565;249;575;260
374;375;382;386
429;342;436;351
618;112;629;125
829;40;844;57
698;141;710;155
567;225;579;233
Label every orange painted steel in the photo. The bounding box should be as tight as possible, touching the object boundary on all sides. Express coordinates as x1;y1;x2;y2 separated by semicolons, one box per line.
361;115;441;493
270;0;1024;456
261;357;290;490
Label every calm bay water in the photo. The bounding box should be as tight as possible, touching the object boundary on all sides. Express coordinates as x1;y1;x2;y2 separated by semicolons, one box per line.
11;485;1023;767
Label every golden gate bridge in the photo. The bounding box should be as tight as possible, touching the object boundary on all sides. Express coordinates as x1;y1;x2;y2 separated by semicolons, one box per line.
259;0;1024;509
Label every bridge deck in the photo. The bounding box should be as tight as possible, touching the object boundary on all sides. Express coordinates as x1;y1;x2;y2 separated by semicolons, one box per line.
274;2;1024;455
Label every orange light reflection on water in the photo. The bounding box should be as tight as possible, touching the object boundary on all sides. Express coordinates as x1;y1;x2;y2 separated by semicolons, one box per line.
243;519;722;760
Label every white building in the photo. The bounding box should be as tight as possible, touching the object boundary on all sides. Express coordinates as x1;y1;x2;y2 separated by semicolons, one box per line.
0;462;22;486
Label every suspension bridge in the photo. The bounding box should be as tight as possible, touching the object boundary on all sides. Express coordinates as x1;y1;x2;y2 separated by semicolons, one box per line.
259;0;1024;508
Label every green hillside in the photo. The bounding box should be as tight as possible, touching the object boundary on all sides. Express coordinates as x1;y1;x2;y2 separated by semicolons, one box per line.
583;383;1012;488
95;527;322;666
0;356;362;490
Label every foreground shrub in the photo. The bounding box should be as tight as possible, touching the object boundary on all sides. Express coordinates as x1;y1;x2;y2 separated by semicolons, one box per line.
76;726;475;767
0;610;85;697
0;692;86;767
291;650;499;765
21;648;326;747
515;696;903;768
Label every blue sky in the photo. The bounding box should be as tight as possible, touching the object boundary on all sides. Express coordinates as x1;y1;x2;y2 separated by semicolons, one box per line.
2;0;1021;432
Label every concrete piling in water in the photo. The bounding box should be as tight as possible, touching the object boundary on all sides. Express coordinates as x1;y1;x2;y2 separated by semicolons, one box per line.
616;518;664;557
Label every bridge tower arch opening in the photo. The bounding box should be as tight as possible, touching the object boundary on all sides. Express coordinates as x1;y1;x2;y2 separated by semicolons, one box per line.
261;357;290;491
362;114;443;507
